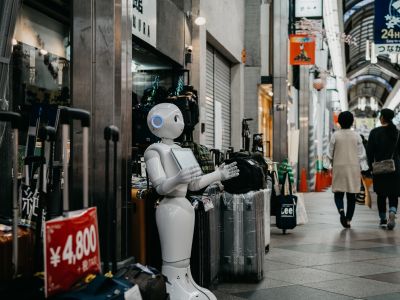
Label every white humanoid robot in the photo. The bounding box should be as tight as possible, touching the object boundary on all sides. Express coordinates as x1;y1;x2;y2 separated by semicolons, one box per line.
144;103;239;300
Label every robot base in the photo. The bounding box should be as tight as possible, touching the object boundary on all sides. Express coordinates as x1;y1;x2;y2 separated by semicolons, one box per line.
163;265;217;300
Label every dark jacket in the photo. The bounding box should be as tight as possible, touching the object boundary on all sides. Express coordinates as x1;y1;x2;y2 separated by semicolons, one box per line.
366;126;400;196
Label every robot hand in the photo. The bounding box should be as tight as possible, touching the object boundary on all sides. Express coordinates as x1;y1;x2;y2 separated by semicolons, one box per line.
176;165;203;184
218;162;239;181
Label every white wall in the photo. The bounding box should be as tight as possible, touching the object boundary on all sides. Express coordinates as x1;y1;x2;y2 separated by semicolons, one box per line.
201;0;245;62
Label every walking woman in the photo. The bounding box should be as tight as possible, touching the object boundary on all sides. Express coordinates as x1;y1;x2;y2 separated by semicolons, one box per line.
327;111;368;228
367;108;400;230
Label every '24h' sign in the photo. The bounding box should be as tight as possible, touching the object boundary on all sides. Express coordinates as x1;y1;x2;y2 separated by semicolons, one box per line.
375;0;400;44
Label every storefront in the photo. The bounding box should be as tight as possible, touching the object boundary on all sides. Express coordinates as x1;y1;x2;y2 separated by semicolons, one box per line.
258;84;273;157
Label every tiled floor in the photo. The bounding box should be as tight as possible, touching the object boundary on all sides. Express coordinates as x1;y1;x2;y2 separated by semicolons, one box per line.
212;191;400;300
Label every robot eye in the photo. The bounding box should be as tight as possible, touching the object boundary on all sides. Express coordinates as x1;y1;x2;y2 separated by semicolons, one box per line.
151;115;163;128
174;115;179;122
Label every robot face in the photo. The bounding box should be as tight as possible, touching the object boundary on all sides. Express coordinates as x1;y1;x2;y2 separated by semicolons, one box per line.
147;103;184;139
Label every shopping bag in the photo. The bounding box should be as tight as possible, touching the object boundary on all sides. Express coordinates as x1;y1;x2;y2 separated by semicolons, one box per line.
362;176;372;209
356;180;366;205
295;193;308;225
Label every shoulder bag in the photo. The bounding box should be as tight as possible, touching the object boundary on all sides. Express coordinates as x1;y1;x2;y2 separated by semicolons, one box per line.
372;131;400;175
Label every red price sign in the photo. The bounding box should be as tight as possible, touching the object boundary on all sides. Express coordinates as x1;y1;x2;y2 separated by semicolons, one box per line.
44;207;101;297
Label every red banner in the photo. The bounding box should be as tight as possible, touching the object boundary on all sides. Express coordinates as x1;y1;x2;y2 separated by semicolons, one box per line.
44;207;101;297
289;34;316;65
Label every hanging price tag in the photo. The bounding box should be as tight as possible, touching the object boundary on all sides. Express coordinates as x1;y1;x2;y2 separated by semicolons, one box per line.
44;207;101;297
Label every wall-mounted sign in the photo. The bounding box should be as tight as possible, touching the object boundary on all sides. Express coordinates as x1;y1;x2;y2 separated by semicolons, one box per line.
295;0;323;18
374;0;400;44
375;43;400;55
132;0;157;47
289;34;316;65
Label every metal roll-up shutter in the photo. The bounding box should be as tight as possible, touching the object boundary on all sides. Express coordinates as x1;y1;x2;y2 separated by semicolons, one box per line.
205;44;231;150
205;45;215;147
214;51;231;150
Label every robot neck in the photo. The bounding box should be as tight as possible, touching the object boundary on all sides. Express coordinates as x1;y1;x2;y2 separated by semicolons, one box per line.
161;138;175;145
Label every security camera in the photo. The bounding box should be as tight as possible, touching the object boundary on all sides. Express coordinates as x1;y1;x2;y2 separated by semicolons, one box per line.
186;45;193;53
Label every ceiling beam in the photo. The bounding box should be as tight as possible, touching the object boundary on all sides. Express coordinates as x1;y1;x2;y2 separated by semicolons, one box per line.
347;61;370;79
376;60;400;79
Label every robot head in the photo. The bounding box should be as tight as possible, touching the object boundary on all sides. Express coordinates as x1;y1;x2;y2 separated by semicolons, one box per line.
147;103;184;139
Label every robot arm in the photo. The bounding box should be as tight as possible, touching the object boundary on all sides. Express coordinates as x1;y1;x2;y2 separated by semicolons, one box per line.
145;150;202;195
188;162;239;191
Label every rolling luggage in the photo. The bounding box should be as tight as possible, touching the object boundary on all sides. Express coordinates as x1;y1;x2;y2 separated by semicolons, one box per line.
275;173;297;234
103;125;120;273
189;183;222;289
53;123;141;299
0;112;43;299
0;112;35;279
220;190;265;282
105;126;165;299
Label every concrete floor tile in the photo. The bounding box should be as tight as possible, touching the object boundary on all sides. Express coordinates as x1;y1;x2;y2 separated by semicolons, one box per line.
303;277;400;298
362;271;400;285
212;290;246;299
312;261;400;276
362;246;400;255
234;285;353;300
216;191;400;299
367;257;400;268
217;278;293;293
365;293;400;300
276;243;347;253
264;267;351;284
263;259;302;271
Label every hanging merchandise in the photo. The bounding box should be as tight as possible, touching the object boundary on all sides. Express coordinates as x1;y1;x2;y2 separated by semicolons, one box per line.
164;85;199;141
289;34;316;65
278;159;294;185
132;75;165;151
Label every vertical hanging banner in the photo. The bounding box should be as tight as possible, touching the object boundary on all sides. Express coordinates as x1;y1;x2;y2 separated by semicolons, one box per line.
374;0;400;44
289;34;316;65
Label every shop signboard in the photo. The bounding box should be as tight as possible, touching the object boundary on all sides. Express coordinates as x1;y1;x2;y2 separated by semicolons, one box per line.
374;0;400;44
375;43;400;55
295;0;323;18
132;0;157;47
44;207;101;297
289;34;316;65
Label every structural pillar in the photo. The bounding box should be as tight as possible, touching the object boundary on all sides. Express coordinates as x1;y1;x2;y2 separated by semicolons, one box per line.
272;0;289;162
298;66;310;187
72;0;132;260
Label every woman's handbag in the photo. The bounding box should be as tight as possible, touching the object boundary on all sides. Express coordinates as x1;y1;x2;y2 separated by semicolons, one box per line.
372;132;399;175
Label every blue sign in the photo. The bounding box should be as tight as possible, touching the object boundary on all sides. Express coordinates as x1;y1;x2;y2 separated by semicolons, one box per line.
375;0;400;44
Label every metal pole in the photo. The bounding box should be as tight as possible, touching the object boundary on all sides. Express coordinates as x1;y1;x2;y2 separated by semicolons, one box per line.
62;124;69;212
82;127;89;208
12;128;18;277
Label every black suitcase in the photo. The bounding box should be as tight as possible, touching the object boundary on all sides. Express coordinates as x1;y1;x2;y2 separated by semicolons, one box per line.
275;173;297;234
189;183;222;289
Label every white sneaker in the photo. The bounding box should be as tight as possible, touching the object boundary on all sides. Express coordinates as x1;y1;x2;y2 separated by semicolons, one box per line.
387;212;396;230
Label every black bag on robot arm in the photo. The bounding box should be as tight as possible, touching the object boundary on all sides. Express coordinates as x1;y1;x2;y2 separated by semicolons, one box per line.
222;153;265;194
